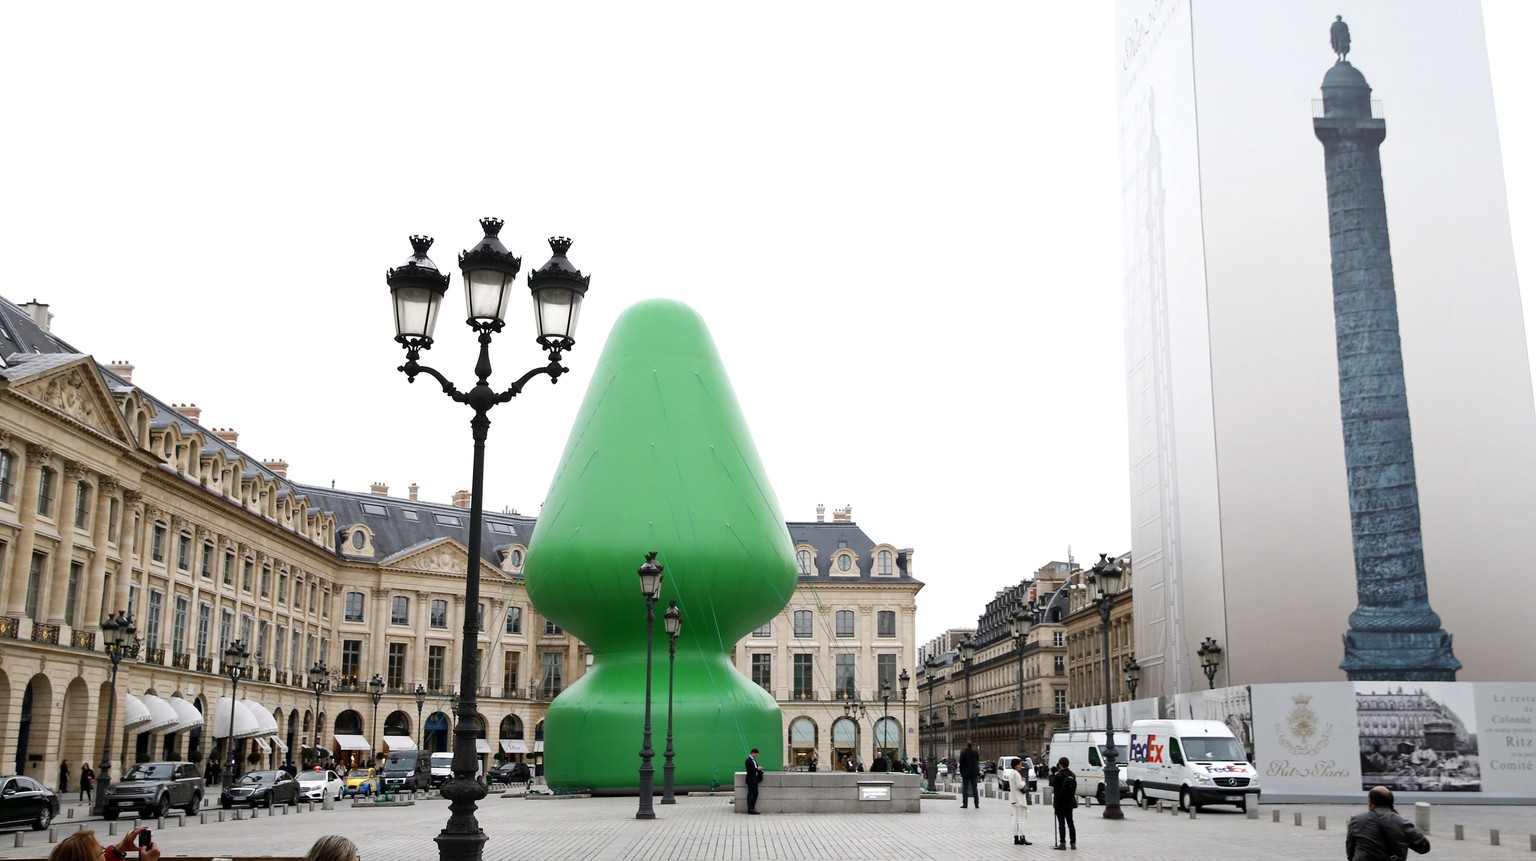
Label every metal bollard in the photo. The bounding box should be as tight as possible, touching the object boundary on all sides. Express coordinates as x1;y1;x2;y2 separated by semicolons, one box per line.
109;821;120;836
1246;804;1258;820
1491;830;1500;847
48;826;58;843
1415;801;1430;834
218;810;226;823
157;816;165;830
1455;824;1464;841
1273;809;1281;823
66;808;74;819
14;832;24;848
200;812;208;825
323;796;333;811
1528;834;1534;851
1319;816;1327;830
1189;808;1197;820
281;805;288;815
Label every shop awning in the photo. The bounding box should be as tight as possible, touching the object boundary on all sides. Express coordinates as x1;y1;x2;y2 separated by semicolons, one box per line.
334;734;371;751
167;697;204;733
474;739;492;755
235;701;269;739
382;736;416;751
499;740;528;754
123;695;151;730
212;698;262;739
253;704;279;735
139;695;182;734
252;736;272;753
271;736;288;753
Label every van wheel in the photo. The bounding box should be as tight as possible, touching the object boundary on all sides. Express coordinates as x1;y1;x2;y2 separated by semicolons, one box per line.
1096;783;1107;805
1132;784;1146;808
1179;787;1195;812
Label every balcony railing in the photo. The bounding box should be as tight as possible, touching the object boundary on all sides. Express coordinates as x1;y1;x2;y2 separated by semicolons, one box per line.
0;617;18;639
274;670;288;686
31;623;60;645
789;691;821;702
71;630;97;650
256;667;271;682
145;647;166;665
172;652;191;670
197;657;214;674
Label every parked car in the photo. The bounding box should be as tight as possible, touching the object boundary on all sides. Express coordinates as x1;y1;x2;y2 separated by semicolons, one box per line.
297;769;344;801
220;770;301;808
488;762;530;786
101;761;203;820
342;767;380;797
0;776;58;831
380;752;428;793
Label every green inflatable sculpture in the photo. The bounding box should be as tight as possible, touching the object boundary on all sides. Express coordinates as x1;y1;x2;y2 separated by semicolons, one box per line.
524;299;796;793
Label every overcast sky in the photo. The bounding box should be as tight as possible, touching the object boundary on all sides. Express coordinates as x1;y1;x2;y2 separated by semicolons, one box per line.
3;3;1531;647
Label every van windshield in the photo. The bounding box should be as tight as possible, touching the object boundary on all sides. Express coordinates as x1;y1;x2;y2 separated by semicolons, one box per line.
1094;744;1129;765
1181;737;1247;762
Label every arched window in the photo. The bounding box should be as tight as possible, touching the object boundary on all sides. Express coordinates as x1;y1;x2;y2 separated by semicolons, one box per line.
877;550;893;575
796;549;813;575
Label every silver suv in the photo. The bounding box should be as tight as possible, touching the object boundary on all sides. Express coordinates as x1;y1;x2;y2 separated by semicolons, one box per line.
101;761;203;820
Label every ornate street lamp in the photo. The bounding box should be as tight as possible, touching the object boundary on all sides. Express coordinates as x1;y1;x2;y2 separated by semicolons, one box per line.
1010;608;1031;761
1124;657;1141;700
635;552;664;820
222;639;251;791
388;220;589;861
92;612;139;816
923;656;939;791
661;600;682;804
1088;553;1126;820
1199;637;1223;690
944;691;956;774
880;680;893;767
958;638;976;744
898;668;910;766
308;661;330;761
368;674;385;767
415;683;428;786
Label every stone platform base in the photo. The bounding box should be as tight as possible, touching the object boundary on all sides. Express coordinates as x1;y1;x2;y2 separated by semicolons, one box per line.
734;772;921;814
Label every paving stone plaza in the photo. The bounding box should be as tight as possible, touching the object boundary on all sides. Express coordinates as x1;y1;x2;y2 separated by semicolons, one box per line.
2;785;1532;861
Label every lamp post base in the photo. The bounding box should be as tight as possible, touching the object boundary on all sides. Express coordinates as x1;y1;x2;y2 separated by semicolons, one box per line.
434;829;488;861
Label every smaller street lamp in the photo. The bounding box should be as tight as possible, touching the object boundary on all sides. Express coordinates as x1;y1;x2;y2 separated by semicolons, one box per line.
636;552;664;820
1198;637;1223;690
943;691;956;773
922;657;939;792
898;668;910;766
958;638;976;744
414;684;428;785
661;601;682;804
880;681;892;767
1124;657;1141;700
307;661;330;760
1010;609;1031;759
368;674;386;768
1088;552;1126;820
223;640;251;791
92;612;140;815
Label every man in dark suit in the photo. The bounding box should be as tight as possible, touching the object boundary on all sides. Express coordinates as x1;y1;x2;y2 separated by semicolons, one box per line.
744;747;765;814
959;742;981;808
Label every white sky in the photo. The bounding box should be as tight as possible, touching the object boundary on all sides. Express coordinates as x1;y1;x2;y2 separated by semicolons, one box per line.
3;3;1531;647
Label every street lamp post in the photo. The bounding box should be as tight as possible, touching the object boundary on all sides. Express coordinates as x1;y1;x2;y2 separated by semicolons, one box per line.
92;612;139;816
880;681;892;766
307;662;329;764
1124;657;1141;701
387;219;590;861
944;692;956;774
898;669;910;766
368;674;385;768
415;684;428;787
1198;637;1223;690
1088;553;1126;820
958;638;976;745
661;600;682;804
222;640;251;791
635;552;664;820
1011;609;1031;759
923;657;939;791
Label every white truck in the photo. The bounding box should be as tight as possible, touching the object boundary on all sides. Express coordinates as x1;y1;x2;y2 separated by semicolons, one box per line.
1046;731;1130;804
429;752;483;787
1126;719;1260;812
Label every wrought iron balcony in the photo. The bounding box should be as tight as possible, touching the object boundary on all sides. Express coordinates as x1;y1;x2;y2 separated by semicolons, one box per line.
145;647;166;665
172;652;191;670
31;622;60;645
0;617;18;639
71;630;97;650
197;657;214;674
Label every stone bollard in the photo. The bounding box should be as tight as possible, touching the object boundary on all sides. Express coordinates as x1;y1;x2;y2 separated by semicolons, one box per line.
79;825;88;832
1491;829;1500;847
66;808;74;819
1273;809;1281;823
1528;834;1534;851
1319;816;1327;830
108;821;120;836
323;796;333;811
281;805;288;815
1189;808;1197;820
48;826;58;843
1246;805;1258;820
1415;801;1430;834
200;812;208;825
1294;812;1303;827
157;816;165;830
14;832;24;848
1455;824;1464;841
218;810;226;823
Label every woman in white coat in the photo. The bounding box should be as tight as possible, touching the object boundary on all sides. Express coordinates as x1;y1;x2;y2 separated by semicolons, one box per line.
1006;758;1034;845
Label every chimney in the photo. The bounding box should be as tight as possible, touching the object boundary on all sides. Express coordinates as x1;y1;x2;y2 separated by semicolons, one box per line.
213;428;239;445
833;504;853;523
816;504;826;523
371;482;389;496
106;361;134;383
452;489;471;509
175;403;202;423
408;483;419;501
18;300;51;332
263;459;289;479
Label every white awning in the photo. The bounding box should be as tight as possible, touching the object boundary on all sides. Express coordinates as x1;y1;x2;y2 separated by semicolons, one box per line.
123;695;151;730
382;736;416;751
474;739;492;755
334;734;371;752
167;697;204;733
211;697;262;739
235;701;269;739
499;739;528;754
271;736;288;753
138;695;182;733
252;736;272;753
254;704;279;735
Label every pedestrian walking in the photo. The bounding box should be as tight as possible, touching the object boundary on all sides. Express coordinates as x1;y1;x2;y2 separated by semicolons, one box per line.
58;760;70;794
959;742;981;809
1048;757;1078;850
79;763;94;804
1346;786;1431;860
743;747;765;814
1006;757;1034;845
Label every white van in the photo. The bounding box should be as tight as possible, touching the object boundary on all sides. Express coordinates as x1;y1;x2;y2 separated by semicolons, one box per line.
1046;731;1130;804
428;752;483;787
1126;719;1260;812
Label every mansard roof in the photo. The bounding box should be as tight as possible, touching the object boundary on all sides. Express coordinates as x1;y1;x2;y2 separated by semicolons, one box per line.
786;519;919;584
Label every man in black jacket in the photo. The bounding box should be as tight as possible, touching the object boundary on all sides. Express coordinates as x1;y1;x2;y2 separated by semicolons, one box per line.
743;748;765;814
958;743;981;809
1048;758;1078;850
1346;786;1431;861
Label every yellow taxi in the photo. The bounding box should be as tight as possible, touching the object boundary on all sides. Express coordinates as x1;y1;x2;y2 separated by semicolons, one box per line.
341;767;379;797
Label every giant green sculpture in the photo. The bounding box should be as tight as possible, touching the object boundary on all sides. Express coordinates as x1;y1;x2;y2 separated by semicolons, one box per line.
524;299;796;793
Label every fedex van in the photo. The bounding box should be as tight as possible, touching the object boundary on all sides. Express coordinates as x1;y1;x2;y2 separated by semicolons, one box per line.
1046;731;1131;804
1126;719;1259;812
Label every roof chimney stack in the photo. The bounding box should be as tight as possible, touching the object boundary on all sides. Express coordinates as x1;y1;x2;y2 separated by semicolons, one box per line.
263;459;289;479
833;504;853;523
409;483;419;501
18;300;51;332
370;482;389;496
174;403;202;423
213;428;239;445
816;504;826;523
452;489;472;509
106;361;134;383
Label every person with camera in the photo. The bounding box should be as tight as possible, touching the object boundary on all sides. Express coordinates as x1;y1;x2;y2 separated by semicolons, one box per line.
1347;786;1431;861
1048;757;1078;850
49;825;159;861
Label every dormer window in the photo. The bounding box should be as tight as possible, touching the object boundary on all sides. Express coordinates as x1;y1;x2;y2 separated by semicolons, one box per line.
835;553;855;573
796;549;813;576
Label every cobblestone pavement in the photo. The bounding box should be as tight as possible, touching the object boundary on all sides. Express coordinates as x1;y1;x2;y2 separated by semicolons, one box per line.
4;791;1533;860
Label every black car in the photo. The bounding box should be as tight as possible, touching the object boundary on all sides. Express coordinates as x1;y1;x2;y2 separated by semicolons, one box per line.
0;776;58;831
220;770;300;808
488;762;530;786
101;761;203;820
